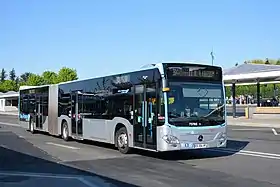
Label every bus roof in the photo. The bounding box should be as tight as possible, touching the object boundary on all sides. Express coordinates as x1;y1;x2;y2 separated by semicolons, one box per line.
58;61;221;86
19;85;51;91
19;61;221;89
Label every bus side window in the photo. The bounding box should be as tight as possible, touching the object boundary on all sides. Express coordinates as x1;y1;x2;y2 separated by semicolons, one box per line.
108;94;133;120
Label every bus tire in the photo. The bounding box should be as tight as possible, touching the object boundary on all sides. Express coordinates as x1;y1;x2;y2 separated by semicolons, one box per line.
116;127;131;154
29;119;35;134
62;122;69;141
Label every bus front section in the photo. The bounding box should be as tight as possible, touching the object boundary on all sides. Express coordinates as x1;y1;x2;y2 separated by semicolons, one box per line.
157;63;227;151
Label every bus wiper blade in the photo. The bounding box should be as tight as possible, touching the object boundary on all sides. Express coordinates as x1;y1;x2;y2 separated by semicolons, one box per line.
202;104;225;118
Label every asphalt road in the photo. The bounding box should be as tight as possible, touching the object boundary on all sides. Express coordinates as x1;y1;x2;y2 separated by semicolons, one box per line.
0;114;280;187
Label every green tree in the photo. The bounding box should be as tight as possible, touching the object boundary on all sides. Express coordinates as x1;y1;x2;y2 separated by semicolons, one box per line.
265;58;270;64
249;59;277;65
276;60;280;65
9;68;16;81
0;80;17;92
249;59;264;64
20;72;32;82
56;67;78;83
26;74;44;86
42;71;57;84
15;76;19;84
1;68;7;82
0;83;4;92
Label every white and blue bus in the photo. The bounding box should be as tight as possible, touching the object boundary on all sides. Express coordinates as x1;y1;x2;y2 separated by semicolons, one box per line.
18;62;227;154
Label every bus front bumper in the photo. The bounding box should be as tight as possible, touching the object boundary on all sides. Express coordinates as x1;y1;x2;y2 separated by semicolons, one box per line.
158;134;227;151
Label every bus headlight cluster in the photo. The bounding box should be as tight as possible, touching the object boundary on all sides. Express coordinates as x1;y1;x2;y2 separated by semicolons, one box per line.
162;135;180;144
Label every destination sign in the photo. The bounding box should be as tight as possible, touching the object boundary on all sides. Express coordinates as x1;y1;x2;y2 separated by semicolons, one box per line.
165;65;222;80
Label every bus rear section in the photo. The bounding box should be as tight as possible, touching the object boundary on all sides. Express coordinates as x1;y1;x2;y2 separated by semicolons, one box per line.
18;85;60;136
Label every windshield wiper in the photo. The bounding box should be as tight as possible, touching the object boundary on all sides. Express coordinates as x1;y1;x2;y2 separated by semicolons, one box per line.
202;104;225;118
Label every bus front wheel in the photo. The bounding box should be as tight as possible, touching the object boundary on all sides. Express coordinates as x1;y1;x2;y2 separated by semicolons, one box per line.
116;127;131;154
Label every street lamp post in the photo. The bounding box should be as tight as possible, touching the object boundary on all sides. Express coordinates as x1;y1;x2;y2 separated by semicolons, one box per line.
210;49;215;65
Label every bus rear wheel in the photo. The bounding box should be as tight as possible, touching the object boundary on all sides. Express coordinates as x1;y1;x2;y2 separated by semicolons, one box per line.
116;127;131;154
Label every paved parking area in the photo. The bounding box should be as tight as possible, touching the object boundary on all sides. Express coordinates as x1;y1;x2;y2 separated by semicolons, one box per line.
0;127;138;187
1;114;280;187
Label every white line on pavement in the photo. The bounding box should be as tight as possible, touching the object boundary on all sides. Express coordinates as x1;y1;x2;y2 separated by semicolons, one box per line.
272;128;278;135
231;128;268;131
234;149;280;157
0;144;8;148
78;177;100;187
0;171;78;179
0;122;20;127
209;148;280;160
210;149;280;160
46;142;80;150
228;122;280;128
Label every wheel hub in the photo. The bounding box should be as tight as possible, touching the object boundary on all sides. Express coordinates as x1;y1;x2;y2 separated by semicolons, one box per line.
63;126;67;138
118;133;128;148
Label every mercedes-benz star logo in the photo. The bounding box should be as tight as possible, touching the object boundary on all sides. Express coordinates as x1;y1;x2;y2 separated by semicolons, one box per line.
198;135;203;142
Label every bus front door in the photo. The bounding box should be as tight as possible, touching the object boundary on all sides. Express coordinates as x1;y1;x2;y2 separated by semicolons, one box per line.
134;84;157;150
71;92;83;137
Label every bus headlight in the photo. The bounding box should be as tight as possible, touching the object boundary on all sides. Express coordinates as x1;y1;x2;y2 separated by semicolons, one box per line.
162;135;180;144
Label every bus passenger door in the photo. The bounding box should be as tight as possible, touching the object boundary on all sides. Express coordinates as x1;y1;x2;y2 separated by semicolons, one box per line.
71;92;83;137
133;84;157;150
35;94;43;129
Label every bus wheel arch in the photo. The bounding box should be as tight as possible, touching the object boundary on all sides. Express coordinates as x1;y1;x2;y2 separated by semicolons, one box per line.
61;120;69;141
114;124;131;154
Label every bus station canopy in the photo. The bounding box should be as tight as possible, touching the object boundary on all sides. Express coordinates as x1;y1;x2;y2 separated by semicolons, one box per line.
0;91;19;99
223;63;280;86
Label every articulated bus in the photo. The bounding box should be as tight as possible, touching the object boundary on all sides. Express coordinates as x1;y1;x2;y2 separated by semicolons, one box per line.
18;62;227;154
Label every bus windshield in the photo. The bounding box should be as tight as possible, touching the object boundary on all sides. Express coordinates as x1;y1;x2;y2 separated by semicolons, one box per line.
167;81;225;126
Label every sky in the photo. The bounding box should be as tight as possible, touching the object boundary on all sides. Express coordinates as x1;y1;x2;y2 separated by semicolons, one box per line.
1;0;280;80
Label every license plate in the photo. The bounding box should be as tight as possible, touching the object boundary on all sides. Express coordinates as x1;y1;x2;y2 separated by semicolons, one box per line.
194;143;207;149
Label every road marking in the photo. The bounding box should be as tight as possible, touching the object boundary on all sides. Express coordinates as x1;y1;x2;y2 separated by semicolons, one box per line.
0;144;8;148
233;149;280;157
0;171;99;187
0;122;20;127
231;128;267;131
229;123;279;128
272;128;278;135
209;148;280;160
79;177;101;187
46;142;80;150
0;171;79;179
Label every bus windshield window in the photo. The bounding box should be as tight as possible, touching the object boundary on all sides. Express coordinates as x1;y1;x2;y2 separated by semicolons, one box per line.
167;82;225;125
